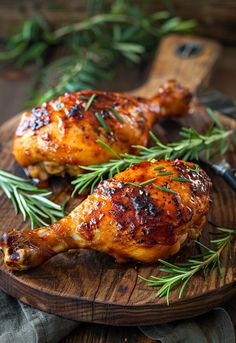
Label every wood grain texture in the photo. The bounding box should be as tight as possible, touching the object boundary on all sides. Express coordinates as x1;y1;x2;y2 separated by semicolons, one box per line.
0;35;235;326
0;100;235;326
131;34;221;95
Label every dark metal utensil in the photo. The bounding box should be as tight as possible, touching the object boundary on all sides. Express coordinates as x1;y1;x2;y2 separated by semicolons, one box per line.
198;89;236;120
202;156;236;191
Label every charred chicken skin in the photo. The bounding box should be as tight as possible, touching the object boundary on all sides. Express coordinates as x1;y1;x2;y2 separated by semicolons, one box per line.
0;159;211;271
14;80;192;180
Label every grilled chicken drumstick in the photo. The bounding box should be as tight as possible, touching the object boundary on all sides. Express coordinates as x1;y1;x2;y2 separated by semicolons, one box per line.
0;159;211;271
14;80;192;181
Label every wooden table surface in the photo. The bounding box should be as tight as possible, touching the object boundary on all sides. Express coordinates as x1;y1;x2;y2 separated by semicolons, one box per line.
0;45;236;343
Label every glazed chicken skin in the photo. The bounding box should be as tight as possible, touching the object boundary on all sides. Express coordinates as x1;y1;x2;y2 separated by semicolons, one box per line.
0;159;211;271
14;80;192;181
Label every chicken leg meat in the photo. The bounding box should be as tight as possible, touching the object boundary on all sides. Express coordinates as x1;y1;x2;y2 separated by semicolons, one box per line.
0;159;212;270
14;81;192;181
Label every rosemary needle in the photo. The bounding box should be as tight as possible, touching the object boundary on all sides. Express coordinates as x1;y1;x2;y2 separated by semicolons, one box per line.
154;166;165;170
139;178;156;186
171;177;192;183
157;172;173;176
85;94;96;111
95;112;111;133
106;106;124;123
153;185;178;194
124;182;141;188
97;139;120;159
124;178;156;188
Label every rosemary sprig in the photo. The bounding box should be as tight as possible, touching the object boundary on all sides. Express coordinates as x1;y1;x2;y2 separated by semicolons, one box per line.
139;226;235;305
0;1;196;105
72;120;233;194
0;169;65;229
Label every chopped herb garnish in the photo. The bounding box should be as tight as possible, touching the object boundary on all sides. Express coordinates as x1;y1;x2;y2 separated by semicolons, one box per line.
153;185;178;194
107;106;124;123
157;172;173;176
95;112;111;133
171;177;192;183
154;166;165;170
124;182;142;188
139;178;156;186
85;94;96;111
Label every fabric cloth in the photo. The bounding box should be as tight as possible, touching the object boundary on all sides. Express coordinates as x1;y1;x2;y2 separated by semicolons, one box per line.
0;290;235;343
0;292;78;343
139;308;235;343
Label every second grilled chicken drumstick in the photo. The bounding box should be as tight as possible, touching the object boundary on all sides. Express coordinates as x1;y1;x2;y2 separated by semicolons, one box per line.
0;159;211;271
14;80;192;181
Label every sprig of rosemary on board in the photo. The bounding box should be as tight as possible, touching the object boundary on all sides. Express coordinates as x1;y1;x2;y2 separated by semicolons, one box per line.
139;226;235;305
0;0;196;105
0;170;65;229
72;119;233;195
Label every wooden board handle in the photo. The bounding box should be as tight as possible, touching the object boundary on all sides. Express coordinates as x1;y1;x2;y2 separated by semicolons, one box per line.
132;34;221;97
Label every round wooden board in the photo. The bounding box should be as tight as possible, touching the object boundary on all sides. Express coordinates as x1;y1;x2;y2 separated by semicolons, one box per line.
0;102;236;326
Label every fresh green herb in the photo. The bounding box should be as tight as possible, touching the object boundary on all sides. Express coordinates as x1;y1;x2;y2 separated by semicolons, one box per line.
72;115;233;194
153;185;177;194
0;169;65;229
124;178;156;188
85;94;96;111
207;107;223;129
139;178;157;186
171;177;192;183
139;226;235;305
154;166;165;170
95;112;111;133
0;2;196;105
157;172;173;176
124;182;142;188
97;139;120;158
106;106;124;123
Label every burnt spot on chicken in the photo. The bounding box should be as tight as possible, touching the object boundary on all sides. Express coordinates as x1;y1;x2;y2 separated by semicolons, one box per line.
67;105;84;119
97;180;193;247
32;107;49;117
31;116;50;131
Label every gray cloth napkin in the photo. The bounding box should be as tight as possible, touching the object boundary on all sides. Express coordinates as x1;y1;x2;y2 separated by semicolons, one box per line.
0;292;78;343
139;308;235;343
0;290;235;343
